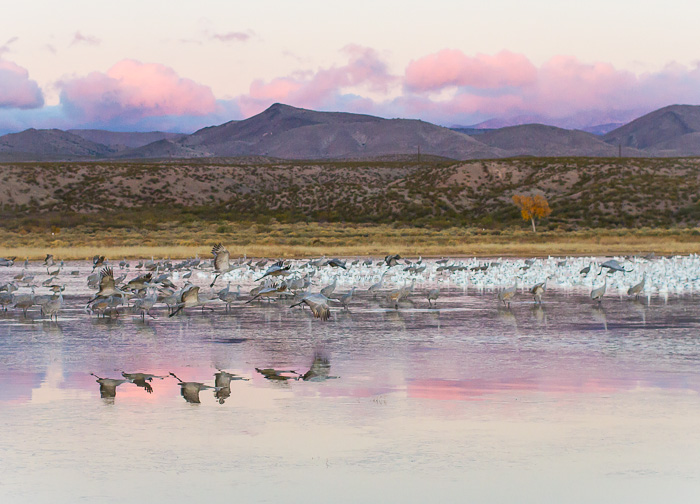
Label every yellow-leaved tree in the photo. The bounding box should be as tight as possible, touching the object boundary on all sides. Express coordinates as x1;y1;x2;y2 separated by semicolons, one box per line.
512;194;551;232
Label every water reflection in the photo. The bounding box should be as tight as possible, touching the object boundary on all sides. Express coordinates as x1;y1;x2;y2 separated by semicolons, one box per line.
4;287;700;503
214;370;248;404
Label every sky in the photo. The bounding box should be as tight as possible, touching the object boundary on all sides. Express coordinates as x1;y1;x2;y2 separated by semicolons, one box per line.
2;0;700;133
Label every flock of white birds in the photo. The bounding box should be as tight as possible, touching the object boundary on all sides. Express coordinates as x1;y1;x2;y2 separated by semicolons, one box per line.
0;248;698;322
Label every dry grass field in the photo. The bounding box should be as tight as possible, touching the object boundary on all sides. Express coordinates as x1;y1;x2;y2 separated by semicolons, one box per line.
1;222;698;260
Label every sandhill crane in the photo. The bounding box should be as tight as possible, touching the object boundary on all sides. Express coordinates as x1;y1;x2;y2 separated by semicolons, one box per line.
120;371;167;393
169;285;204;317
386;280;414;309
590;277;607;303
124;272;153;293
210;243;235;288
42;292;63;322
599;259;630;275
427;287;440;307
580;263;592;276
47;261;63;277
13;286;35;317
0;291;14;311
320;276;338;298
90;373;130;398
0;256;15;267
256;260;291;281
327;258;347;269
44;254;54;267
290;293;331;321
169;372;219;403
385;254;401;267
91;255;106;271
87;268;126;307
368;271;388;298
336;286;356;311
132;288;158;320
498;282;517;308
35;286;64;314
627;274;646;299
300;353;339;381
530;278;548;305
246;282;287;303
217;282;239;310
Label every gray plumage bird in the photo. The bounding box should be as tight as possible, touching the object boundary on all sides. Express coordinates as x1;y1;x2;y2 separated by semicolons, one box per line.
627;274;646;299
90;373;129;398
590;277;607;303
169;372;219;403
427;287;440;307
290;293;331;321
121;371;168;393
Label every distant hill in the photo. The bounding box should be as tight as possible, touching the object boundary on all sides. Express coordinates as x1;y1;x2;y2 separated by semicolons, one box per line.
168;103;503;160
3;157;700;229
603;105;700;154
581;123;624;136
0;129;114;160
68;129;185;150
474;124;641;157
112;139;210;159
4;103;700;160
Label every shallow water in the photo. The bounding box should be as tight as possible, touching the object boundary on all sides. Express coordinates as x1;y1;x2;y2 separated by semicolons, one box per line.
2;261;700;503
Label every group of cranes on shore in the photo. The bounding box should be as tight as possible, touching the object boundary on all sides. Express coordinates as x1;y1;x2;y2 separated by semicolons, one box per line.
0;248;684;323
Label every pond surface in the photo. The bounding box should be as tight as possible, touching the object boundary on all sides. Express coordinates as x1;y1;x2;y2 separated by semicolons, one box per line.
2;260;700;503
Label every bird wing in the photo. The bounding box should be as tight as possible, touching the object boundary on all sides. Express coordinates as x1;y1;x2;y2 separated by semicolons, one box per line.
306;295;330;321
99;267;116;290
182;285;200;304
212;243;230;272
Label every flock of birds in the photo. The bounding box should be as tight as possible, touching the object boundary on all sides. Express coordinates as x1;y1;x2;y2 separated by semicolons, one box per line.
90;353;336;404
0;247;697;326
4;247;699;403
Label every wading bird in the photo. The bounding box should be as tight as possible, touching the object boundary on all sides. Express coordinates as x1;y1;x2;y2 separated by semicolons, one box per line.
87;268;126;307
627;274;646;299
590;277;607;304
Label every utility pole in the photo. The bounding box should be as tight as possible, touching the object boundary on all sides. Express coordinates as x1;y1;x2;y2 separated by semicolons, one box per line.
619;143;622;158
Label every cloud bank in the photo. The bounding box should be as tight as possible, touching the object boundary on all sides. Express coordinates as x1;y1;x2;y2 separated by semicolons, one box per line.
0;59;44;109
58;59;219;127
4;48;700;134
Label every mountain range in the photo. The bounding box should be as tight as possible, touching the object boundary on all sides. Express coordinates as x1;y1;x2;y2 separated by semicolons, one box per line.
2;103;700;161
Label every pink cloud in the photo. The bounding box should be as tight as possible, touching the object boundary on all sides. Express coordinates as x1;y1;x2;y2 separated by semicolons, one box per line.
405;50;537;92
399;50;700;127
237;45;398;117
0;59;44;109
71;31;100;46
59;59;217;122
